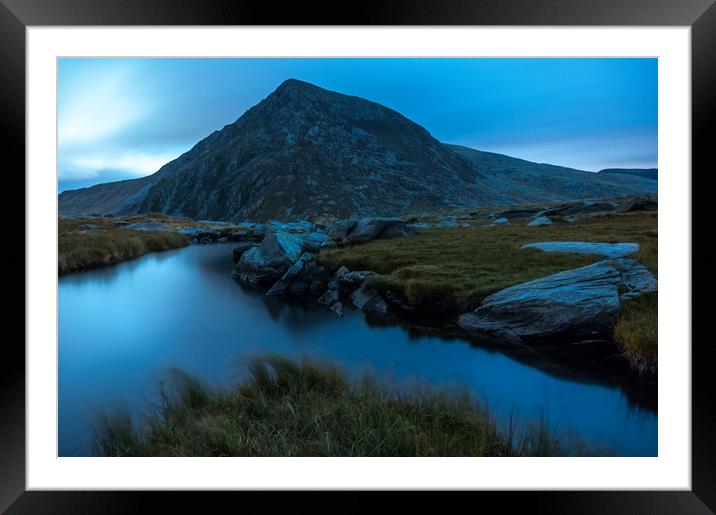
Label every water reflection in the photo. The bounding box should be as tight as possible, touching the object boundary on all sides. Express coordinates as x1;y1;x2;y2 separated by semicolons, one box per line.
59;243;657;456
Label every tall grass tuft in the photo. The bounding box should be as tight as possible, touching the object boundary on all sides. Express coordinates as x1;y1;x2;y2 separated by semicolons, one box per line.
614;292;658;373
94;355;599;457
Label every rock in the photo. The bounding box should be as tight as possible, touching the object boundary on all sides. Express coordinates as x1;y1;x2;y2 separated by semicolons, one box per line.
436;219;459;228
328;217;412;243
318;286;340;306
346;217;411;243
252;224;267;238
179;227;205;237
407;222;433;231
617;260;658;299
299;231;333;252
522;241;639;258
527;216;552;227
623;197;657;212
80;223;104;230
499;207;542;218
268;220;316;233
229;230;256;242
339;270;376;292
493;217;508;224
179;227;222;243
234;228;304;285
331;301;345;317
266;252;330;297
232;242;260;264
327;219;357;240
457;258;657;344
317;267;346;314
351;284;389;316
127;222;170;232
112;221;131;227
542;201;617;219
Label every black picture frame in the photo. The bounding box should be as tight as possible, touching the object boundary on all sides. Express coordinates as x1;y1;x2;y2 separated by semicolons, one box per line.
1;0;713;512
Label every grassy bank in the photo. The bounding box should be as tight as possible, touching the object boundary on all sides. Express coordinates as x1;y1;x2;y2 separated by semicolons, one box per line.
319;211;657;315
95;355;582;457
318;211;658;368
59;215;190;275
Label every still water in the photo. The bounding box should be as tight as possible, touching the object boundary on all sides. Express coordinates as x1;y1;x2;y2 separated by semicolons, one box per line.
58;243;657;456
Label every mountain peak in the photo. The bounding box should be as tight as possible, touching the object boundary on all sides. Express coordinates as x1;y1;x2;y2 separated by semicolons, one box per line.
58;81;658;221
272;78;328;98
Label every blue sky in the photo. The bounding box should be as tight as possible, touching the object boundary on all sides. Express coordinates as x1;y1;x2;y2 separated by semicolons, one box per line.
58;58;657;192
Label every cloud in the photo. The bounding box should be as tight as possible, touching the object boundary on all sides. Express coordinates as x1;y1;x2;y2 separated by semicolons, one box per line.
59;151;183;180
58;64;152;146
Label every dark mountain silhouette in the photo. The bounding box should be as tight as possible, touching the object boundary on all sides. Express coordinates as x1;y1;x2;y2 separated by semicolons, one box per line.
59;79;657;221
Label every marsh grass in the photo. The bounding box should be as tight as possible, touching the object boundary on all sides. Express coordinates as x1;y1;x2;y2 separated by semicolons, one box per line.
318;211;657;315
614;292;658;372
58;213;252;275
93;355;590;457
58;221;190;275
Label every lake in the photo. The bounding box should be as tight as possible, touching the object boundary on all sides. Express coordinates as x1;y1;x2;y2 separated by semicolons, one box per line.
58;243;657;456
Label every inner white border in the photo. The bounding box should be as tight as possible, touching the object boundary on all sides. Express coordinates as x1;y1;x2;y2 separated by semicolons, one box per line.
27;27;691;490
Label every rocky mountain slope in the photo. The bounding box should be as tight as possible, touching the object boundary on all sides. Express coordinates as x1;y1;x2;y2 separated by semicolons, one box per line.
59;79;657;221
445;145;657;204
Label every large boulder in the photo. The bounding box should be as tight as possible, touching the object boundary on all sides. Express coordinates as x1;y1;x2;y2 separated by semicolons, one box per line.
234;228;304;285
266;252;330;298
327;219;357;240
457;258;656;344
328;217;411;244
522;241;639;258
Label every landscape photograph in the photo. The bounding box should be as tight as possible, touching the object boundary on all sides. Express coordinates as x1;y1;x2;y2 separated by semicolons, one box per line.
57;57;658;457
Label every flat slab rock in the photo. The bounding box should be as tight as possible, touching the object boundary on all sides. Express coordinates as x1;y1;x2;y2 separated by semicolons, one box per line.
458;258;657;344
522;241;639;258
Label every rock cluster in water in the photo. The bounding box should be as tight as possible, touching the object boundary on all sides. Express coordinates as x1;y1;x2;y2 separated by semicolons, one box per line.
232;217;409;317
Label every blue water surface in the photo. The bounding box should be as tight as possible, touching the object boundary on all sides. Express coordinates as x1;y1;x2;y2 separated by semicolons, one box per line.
58;244;657;456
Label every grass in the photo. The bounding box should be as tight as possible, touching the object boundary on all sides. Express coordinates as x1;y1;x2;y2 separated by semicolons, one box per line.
94;355;588;457
58;214;258;274
319;210;658;370
58;216;190;275
613;292;658;372
318;211;657;316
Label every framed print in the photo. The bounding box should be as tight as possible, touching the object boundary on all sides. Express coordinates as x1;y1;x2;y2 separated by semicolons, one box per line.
1;0;714;512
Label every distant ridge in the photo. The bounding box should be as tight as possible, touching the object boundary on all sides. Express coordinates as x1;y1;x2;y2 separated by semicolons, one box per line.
59;79;657;221
598;168;658;181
